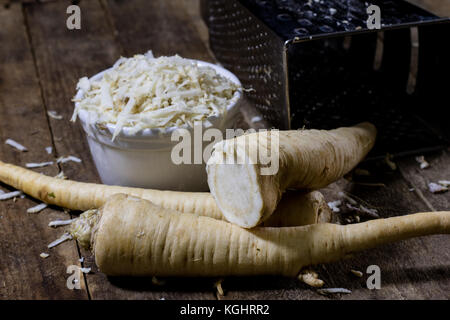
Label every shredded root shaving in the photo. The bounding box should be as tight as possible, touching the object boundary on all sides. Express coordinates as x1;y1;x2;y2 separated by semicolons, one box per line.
48;233;73;249
5;139;27;152
49;219;75;228
57;156;82;164
0;191;22;200
27;203;48;214
214;279;225;296
26;162;54;169
298;269;324;288
72;51;240;139
47;110;63;120
317;288;352;295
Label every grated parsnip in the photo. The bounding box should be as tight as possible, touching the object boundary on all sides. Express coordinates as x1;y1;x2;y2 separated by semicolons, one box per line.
72;51;241;139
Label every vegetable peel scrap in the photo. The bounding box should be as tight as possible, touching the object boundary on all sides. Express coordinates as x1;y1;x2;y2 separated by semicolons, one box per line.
48;233;73;249
428;182;448;194
57;156;82;164
327;200;342;213
27;203;48;214
0;191;23;200
5;139;27;152
47;110;63;120
415;156;430;169
317;288;352;295
48;219;75;228
298;269;324;288
26;162;54;169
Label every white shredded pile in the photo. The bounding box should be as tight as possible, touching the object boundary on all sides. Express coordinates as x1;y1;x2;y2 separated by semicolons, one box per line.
0;191;23;200
72;51;240;139
26;161;54;168
27;203;48;214
5;139;27;152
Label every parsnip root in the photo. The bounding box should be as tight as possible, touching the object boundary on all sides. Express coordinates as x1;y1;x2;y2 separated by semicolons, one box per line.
72;194;449;277
0;161;330;227
207;122;377;228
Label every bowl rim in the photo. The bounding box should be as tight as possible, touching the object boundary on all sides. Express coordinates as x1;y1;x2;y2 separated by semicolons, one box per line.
75;59;243;139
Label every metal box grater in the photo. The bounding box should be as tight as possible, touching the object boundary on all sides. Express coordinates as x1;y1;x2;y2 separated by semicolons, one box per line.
201;0;450;157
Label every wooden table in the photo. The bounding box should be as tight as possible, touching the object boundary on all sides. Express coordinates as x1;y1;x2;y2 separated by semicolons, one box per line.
0;0;448;300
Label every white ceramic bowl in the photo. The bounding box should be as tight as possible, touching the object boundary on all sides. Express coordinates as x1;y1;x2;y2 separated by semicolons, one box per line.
75;60;242;191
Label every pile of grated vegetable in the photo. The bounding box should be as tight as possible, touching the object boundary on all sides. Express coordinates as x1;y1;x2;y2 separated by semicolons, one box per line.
72;51;241;139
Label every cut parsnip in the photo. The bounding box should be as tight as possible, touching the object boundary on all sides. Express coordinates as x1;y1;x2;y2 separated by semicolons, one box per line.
0;160;330;227
71;194;449;277
207;122;377;228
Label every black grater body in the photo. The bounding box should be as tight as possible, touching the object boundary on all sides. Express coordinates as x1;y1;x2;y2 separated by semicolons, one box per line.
202;0;450;156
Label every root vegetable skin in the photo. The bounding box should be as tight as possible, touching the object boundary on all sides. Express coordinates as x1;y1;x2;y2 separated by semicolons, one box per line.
0;161;330;227
88;194;448;277
261;191;332;227
207;122;377;228
0;160;216;215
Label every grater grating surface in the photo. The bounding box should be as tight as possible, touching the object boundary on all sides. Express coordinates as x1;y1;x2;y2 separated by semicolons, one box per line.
208;0;290;128
240;0;438;39
203;0;449;156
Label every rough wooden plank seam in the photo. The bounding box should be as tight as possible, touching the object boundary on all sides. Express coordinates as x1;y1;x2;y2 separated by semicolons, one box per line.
21;0;92;299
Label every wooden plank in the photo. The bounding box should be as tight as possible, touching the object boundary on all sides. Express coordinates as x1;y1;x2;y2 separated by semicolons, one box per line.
220;159;449;300
407;0;450;16
319;162;450;300
25;0;117;184
0;2;87;299
16;0;448;300
397;149;450;211
105;0;213;61
24;0;215;300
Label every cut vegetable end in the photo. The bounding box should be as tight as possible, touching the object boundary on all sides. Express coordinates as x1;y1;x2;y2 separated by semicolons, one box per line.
208;162;264;228
69;209;100;249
